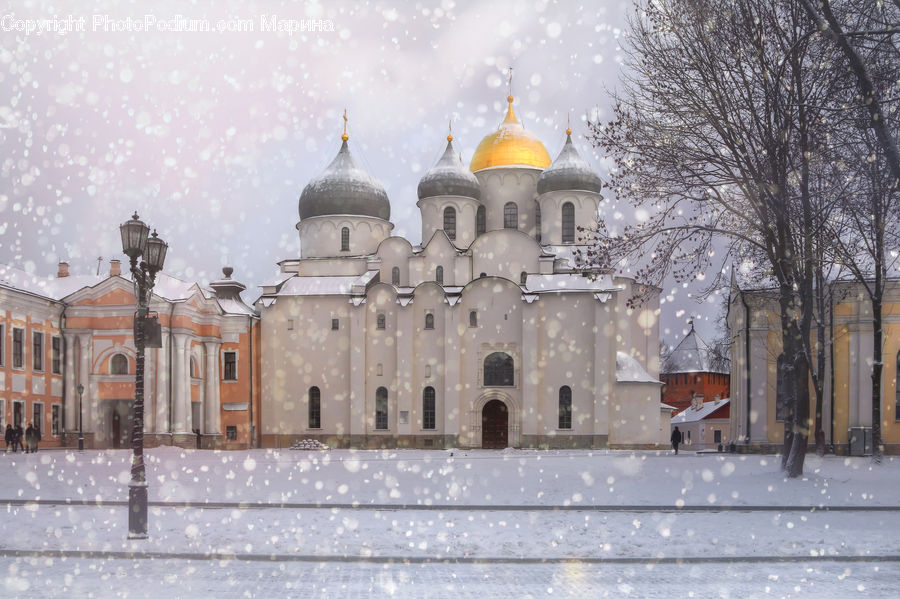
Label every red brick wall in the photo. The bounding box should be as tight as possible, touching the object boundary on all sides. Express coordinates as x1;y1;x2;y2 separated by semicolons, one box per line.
661;371;730;413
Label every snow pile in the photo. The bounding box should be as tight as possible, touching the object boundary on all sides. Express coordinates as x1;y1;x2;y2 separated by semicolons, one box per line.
289;439;330;450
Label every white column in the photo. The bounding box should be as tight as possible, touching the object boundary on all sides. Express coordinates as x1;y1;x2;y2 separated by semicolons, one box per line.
593;299;613;442
64;333;78;431
204;342;221;435
749;329;768;442
349;304;366;437
396;307;413;436
78;335;93;433
443;306;460;439
521;300;539;441
184;341;194;433
173;334;188;433
155;331;170;433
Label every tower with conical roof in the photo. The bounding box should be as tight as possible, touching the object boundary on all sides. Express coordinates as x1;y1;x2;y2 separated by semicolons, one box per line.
296;111;393;258
417;126;482;248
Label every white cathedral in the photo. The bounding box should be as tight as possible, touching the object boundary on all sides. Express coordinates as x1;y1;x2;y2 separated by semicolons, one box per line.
256;94;665;449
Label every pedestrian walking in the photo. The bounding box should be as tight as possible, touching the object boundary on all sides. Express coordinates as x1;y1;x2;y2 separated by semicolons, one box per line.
32;425;41;453
24;423;34;453
14;424;24;453
671;426;683;455
4;424;13;452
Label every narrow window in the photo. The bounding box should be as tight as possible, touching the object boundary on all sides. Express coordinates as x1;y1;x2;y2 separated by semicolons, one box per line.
562;202;575;243
51;404;60;436
111;353;129;375
309;386;321;429
503;202;518;229
435;266;444;285
484;352;514;387
559;386;572;429
375;387;388;430
714;429;722;444
341;227;350;251
51;336;61;374
391;266;400;286
33;403;43;434
12;328;24;369
476;205;486;237
443;207;456;241
331;318;340;331
32;332;43;372
535;201;542;243
226;426;237;441
0;324;4;366
425;313;435;330
423;387;436;430
223;351;238;381
520;271;528;286
469;310;478;328
376;313;386;330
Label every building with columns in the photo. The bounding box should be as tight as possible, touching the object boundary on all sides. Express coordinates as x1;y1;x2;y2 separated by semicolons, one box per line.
0;261;258;450
257;94;666;449
728;281;900;455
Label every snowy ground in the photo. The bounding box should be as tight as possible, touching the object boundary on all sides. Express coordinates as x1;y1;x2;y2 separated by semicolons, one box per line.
2;448;898;597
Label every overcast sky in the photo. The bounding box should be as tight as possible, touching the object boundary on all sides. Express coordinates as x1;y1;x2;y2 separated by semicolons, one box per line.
0;0;725;345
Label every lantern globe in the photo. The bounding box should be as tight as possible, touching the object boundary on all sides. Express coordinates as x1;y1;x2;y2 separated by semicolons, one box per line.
144;231;168;272
120;212;150;259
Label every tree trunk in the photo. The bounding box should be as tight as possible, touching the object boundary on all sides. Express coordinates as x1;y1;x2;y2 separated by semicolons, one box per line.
872;293;884;463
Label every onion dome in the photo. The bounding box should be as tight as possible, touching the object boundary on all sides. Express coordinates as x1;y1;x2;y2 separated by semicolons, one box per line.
298;114;390;220
536;128;603;195
417;134;481;201
469;95;551;172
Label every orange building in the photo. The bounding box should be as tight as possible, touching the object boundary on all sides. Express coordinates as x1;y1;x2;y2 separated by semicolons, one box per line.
661;323;730;414
0;261;260;450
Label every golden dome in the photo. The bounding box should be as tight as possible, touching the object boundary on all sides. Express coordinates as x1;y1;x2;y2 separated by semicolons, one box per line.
470;96;551;172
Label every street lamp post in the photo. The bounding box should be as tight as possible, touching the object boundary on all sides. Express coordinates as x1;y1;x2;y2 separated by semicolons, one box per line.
77;383;84;451
120;212;168;540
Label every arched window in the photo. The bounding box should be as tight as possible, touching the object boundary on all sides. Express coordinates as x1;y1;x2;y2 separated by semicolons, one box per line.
443;207;456;241
190;358;200;378
559;386;572;429
435;266;444;285
469;310;478;327
476;205;486;237
423;386;436;430
341;227;350;251
503;202;518;229
375;387;388;430
520;271;528;286
110;354;128;375
535;201;542;242
425;313;435;330
309;386;321;429
376;313;386;330
562;202;575;243
483;352;514;387
391;266;400;286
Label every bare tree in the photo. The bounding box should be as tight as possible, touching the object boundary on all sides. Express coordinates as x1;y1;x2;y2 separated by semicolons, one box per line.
583;0;840;476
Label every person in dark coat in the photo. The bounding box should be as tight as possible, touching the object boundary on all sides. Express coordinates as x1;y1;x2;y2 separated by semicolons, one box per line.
14;424;24;453
32;425;41;453
4;424;13;452
24;424;34;453
671;426;683;455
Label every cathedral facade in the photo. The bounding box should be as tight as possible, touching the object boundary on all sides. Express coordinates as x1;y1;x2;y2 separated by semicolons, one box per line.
257;94;665;449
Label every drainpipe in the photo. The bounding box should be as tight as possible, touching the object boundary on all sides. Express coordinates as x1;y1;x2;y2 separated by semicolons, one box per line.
248;315;255;449
741;291;752;445
58;302;68;445
829;285;835;453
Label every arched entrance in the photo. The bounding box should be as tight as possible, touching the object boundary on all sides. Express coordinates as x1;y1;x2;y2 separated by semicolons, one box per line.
481;399;508;449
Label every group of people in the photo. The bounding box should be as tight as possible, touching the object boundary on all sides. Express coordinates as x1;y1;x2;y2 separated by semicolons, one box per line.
4;423;41;453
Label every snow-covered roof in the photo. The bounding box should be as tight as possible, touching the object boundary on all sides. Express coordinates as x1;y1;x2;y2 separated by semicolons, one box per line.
615;352;661;384
541;244;590;268
273;275;362;297
524;273;618;293
663;323;726;374
671;398;730;424
0;264;102;301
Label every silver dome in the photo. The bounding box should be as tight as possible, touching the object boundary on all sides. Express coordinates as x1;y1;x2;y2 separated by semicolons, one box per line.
417;139;481;201
536;132;603;195
299;139;391;220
